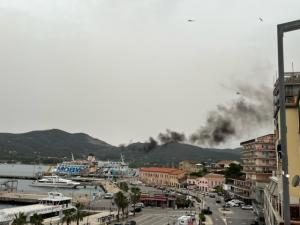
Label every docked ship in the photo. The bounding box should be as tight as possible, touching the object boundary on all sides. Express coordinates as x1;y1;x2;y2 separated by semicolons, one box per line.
51;154;97;176
0;192;75;225
98;154;134;177
30;176;80;189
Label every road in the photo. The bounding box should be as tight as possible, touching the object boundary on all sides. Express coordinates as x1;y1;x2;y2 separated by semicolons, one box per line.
133;208;195;225
203;195;255;225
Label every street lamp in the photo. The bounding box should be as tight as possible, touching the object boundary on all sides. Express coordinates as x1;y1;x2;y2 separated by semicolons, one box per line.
277;19;300;225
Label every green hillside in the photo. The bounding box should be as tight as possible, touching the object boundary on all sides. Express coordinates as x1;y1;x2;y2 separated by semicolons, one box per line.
0;129;241;165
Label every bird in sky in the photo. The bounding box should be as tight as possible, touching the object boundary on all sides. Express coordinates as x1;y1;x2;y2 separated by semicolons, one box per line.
259;17;263;22
188;19;195;22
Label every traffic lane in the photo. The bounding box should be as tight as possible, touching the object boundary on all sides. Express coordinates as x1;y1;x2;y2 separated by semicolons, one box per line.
135;208;190;225
202;196;226;225
226;207;255;225
226;217;254;225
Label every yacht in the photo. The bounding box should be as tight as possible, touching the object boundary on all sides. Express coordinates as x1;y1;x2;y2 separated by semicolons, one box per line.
0;192;75;225
31;176;80;189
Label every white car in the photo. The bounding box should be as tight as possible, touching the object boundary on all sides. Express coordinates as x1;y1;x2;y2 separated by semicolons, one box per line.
104;193;114;199
227;201;239;207
242;205;253;210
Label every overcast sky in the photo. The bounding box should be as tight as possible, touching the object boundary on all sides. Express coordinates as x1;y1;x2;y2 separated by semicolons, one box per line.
0;0;299;147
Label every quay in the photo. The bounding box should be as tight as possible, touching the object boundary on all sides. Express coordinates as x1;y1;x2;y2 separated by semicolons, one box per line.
0;192;46;204
0;175;35;180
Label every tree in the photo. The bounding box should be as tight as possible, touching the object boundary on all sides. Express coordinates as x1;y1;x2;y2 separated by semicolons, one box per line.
130;187;141;216
224;163;244;180
73;202;85;225
120;195;129;220
29;213;43;225
12;213;27;225
62;210;74;225
190;167;208;177
119;182;129;192
114;191;127;221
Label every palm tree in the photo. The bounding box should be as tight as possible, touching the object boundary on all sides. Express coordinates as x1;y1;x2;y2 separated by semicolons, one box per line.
120;196;129;220
73;202;85;225
12;212;27;225
130;187;141;216
29;213;43;225
62;210;74;225
114;191;127;221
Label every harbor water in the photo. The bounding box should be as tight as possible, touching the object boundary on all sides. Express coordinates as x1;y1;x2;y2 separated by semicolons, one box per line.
0;164;104;209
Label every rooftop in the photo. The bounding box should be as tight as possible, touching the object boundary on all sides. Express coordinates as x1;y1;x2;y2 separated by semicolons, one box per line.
204;173;225;179
140;167;185;175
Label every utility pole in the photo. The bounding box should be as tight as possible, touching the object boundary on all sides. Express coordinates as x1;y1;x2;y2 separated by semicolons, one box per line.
277;19;300;225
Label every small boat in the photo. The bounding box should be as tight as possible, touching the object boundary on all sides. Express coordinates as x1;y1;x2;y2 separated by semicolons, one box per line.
30;175;80;189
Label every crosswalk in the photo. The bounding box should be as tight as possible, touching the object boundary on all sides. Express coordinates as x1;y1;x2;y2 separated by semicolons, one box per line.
134;211;189;225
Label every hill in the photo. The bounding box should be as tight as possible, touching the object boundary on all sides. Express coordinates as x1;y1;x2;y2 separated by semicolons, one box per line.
0;129;241;165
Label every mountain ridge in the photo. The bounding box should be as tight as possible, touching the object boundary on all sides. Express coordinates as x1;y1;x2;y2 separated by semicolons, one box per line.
0;129;241;165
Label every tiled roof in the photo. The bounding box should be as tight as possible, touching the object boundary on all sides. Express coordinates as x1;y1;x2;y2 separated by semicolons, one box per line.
140;167;185;175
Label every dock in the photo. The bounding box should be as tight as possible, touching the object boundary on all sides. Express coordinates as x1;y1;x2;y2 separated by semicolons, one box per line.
0;175;36;180
0;192;46;204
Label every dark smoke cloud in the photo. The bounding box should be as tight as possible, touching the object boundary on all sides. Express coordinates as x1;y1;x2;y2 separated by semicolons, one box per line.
189;84;273;146
143;137;158;152
158;129;186;145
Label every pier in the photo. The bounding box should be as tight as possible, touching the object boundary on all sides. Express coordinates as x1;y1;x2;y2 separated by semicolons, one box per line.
0;175;36;180
0;192;46;204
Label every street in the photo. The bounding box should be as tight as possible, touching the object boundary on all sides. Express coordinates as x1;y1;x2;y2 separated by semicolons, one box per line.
133;208;194;225
203;195;255;225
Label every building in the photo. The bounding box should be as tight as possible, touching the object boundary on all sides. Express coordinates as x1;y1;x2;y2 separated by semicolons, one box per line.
139;167;186;188
264;72;300;225
187;173;225;192
139;193;176;208
216;160;240;169
179;160;203;173
228;134;276;222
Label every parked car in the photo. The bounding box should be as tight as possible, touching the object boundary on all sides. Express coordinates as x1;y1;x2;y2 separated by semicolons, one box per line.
227;201;239;207
223;203;230;208
125;221;136;225
209;194;215;198
216;198;221;203
131;202;144;208
104;193;114;199
130;207;142;213
242;205;253;210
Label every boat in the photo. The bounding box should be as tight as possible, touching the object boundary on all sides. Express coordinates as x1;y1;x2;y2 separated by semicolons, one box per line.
0;192;75;225
51;153;97;176
98;154;130;177
30;176;80;189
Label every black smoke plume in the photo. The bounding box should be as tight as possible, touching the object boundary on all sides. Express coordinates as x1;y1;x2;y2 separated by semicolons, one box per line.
190;84;273;146
144;137;158;152
158;129;186;145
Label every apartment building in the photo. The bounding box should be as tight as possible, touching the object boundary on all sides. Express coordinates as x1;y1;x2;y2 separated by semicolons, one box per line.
139;167;186;188
228;134;276;223
264;72;300;225
187;173;225;192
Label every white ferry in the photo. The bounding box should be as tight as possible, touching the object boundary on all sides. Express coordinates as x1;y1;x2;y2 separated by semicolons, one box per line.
97;154;137;177
0;192;75;225
31;176;80;189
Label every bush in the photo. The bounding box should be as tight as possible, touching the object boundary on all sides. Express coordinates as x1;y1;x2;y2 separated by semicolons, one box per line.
199;213;206;222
